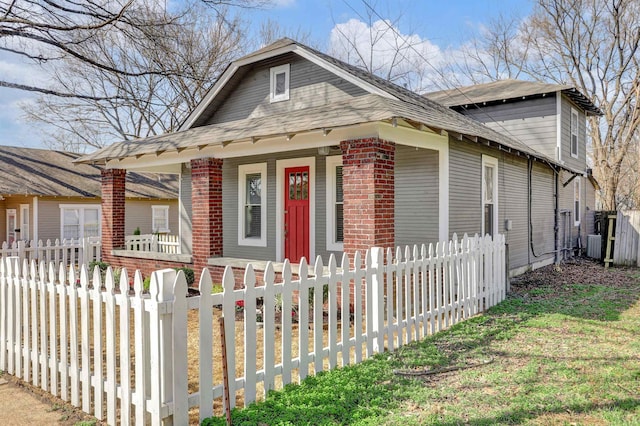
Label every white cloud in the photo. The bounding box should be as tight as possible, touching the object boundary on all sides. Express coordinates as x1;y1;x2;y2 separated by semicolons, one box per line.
272;0;296;7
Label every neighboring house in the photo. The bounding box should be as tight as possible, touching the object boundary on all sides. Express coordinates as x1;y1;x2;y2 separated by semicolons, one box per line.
0;146;178;244
76;38;601;279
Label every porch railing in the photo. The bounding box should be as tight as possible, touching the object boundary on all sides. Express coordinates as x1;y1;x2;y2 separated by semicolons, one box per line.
124;234;180;254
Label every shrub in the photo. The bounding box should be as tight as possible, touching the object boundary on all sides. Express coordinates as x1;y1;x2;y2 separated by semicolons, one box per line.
211;284;224;294
133;226;141;235
143;276;151;292
174;267;195;286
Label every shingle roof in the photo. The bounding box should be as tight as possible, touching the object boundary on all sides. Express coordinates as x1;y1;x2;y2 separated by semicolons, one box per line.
76;39;580;171
0;146;177;199
425;79;602;116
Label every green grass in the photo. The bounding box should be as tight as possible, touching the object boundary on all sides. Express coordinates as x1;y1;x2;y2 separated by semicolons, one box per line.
203;261;640;425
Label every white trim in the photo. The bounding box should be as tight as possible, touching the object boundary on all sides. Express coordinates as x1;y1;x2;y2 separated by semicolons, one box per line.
570;107;579;159
151;205;171;233
325;155;344;252
59;204;101;239
276;157;315;262
238;163;267;247
33;196;38;245
556;91;562;163
379;123;450;242
19;204;29;240
574;177;581;227
481;154;499;237
269;64;290;103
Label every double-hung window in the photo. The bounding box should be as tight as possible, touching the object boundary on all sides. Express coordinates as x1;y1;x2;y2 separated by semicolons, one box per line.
238;163;267;246
60;204;100;240
482;155;499;237
270;64;290;103
326;155;344;251
570;108;579;158
152;205;170;233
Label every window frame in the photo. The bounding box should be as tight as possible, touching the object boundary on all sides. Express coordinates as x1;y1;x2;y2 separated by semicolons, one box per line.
325;155;344;252
574;177;581;227
238;163;267;247
481;155;499;237
19;204;29;241
269;64;290;103
570;108;579;158
59;204;101;240
151;205;170;233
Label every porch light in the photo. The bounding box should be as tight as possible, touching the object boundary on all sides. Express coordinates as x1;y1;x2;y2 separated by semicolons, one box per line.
318;146;330;156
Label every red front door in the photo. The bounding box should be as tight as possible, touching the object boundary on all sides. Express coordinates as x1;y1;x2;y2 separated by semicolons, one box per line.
284;166;310;263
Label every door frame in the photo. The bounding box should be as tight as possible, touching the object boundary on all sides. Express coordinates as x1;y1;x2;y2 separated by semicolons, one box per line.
276;157;315;262
6;208;16;244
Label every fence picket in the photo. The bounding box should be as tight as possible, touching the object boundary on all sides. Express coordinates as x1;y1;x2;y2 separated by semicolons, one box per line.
280;260;293;385
68;266;80;407
353;251;364;363
313;257;324;374
198;269;214;422
119;269;132;423
29;261;38;386
340;253;351;366
221;266;237;410
243;265;257;405
79;265;91;413
172;270;189;425
327;254;338;368
133;269;148;426
91;266;104;419
0;259;6;372
104;268;117;424
384;248;394;352
264;263;276;391
21;259;30;382
297;259;310;381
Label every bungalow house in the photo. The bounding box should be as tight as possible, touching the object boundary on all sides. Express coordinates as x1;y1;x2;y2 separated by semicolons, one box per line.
75;38;601;280
0;146;178;245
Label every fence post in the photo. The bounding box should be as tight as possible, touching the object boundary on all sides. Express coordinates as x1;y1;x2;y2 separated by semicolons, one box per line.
370;247;384;353
148;268;177;425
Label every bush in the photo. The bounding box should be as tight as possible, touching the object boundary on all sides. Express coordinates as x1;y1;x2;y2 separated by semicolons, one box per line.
174;267;195;286
143;276;151;292
88;260;110;275
133;226;141;235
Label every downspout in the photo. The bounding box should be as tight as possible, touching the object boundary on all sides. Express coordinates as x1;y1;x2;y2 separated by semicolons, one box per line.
554;167;560;265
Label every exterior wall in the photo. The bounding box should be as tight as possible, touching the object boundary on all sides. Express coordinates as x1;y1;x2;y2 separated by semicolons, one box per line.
448;138;555;273
37;197;100;241
101;169;126;254
124;199;179;235
222;148;341;263
560;96;587;172
204;53;368;125
557;170;595;256
191;158;223;272
179;165;193;255
459;96;558;160
394;145;439;248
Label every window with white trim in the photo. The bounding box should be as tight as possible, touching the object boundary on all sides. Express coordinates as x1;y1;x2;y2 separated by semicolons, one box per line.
270;64;290;103
482;155;499;237
152;205;170;233
20;204;29;240
574;177;581;227
60;205;100;240
326;155;344;251
570;108;579;158
238;163;267;246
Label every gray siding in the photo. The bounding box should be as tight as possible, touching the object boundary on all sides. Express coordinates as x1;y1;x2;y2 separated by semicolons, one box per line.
37;197;101;241
557;170;594;256
179;166;192;255
395;145;439;247
206;54;368;125
222;148;339;263
560;96;587;171
124;200;179;236
448;140;482;238
460;96;558;160
501;156;529;269
530;162;555;264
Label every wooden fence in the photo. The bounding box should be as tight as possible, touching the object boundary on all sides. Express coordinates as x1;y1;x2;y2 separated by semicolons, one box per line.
124;234;180;254
0;233;506;425
0;238;101;266
612;210;640;266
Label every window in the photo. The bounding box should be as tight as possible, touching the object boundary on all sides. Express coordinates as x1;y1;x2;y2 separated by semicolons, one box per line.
238;163;267;246
326;155;344;251
20;204;29;240
482;155;499;237
152;206;170;233
60;205;101;240
270;64;290;103
571;108;579;158
574;177;581;227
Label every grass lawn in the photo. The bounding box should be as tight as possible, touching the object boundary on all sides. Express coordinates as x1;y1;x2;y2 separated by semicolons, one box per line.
203;259;640;425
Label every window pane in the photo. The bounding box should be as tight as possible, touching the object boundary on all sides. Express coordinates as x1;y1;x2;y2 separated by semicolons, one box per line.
245;205;261;238
63;209;80;239
484;166;494;203
84;208;100;237
301;172;308;200
246;173;261;204
484;204;494;237
336;166;343;203
275;72;286;95
289;173;296;199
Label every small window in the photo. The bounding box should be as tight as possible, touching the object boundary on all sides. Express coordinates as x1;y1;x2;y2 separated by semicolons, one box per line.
20;204;29;240
270;64;290;103
574;178;581;227
152;205;170;233
238;163;267;246
60;205;101;240
571;108;579;158
326;155;344;251
482;155;498;237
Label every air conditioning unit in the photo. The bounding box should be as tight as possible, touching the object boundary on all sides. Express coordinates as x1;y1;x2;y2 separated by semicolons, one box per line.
586;235;601;259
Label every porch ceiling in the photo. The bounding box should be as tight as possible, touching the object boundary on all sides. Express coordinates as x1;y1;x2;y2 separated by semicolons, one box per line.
75;94;561;170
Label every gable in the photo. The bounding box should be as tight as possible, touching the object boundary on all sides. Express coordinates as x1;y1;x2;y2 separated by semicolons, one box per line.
192;53;369;127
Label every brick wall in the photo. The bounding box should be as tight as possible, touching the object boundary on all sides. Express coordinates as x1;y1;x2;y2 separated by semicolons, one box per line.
340;137;395;259
191;158;223;272
100;253;193;281
101;169;126;255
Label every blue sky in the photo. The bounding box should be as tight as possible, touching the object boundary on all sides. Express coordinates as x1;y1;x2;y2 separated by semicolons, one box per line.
0;0;532;149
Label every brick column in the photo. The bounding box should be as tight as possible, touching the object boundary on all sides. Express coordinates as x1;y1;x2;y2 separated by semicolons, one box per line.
191;158;223;273
340;137;395;260
101;169;126;256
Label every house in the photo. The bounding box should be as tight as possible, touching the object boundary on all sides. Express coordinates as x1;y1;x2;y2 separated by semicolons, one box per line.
0;146;179;245
75;38;601;280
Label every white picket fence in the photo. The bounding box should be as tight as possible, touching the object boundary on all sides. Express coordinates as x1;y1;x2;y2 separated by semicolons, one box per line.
124;234;180;254
0;238;101;266
0;233;506;425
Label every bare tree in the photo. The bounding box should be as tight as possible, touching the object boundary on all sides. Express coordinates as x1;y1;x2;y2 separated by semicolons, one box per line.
22;2;246;152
